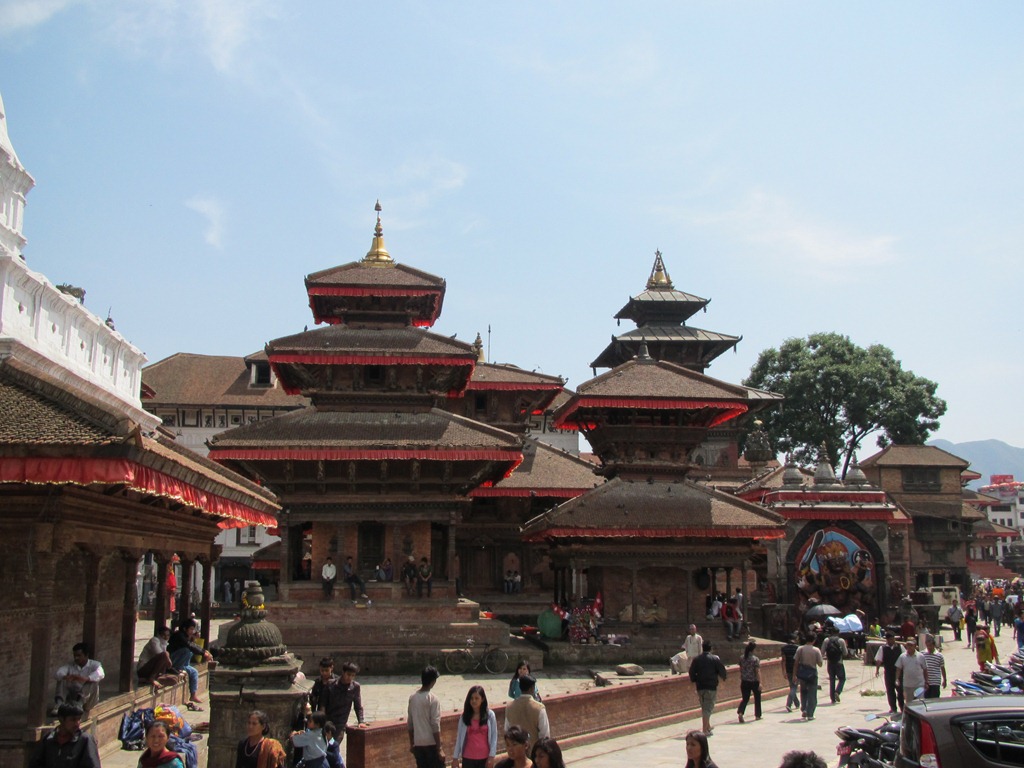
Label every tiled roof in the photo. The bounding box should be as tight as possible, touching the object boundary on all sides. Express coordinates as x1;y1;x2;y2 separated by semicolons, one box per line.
209;408;522;450
306;261;445;288
142;353;308;407
608;325;740;345
575;358;759;400
266;326;474;357
468;363;564;387
0;367;279;519
476;438;601;493
0;377;117;445
522;476;785;538
859;445;970;469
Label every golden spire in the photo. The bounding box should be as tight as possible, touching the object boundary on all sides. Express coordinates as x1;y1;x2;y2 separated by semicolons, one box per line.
363;199;393;266
646;249;673;289
472;332;486;362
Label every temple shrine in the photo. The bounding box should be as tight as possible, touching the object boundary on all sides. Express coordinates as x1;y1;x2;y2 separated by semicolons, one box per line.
206;205;527;666
524;331;787;633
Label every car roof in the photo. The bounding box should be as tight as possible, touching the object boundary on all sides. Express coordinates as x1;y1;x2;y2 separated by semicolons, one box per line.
907;694;1024;715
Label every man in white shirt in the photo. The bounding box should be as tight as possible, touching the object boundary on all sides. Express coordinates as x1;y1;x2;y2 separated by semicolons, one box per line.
322;556;337;599
408;666;444;768
895;638;927;703
51;643;104;715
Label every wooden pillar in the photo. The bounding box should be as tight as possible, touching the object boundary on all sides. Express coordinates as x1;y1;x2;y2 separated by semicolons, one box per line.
725;567;733;597
200;558;213;649
153;553;168;632
27;531;60;729
178;555;194;623
630;564;638;633
683;568;691;627
119;554;139;693
82;549;101;655
279;519;292;599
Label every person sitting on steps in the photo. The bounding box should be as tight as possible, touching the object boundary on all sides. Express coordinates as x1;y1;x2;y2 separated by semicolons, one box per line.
167;618;212;711
50;643;104;717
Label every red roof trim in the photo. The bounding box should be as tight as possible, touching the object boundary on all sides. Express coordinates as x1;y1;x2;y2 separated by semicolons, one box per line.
469;487;589;498
307;286;442;298
0;457;276;528
466;381;564;392
211;449;522;462
525;526;785;541
774;509;907;522
554;400;748;430
269;354;474;367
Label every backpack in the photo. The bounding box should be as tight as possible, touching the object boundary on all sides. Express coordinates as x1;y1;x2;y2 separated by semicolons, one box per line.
825;637;843;662
118;707;155;750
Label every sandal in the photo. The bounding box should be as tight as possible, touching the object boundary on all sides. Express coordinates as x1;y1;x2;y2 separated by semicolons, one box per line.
185;702;205;712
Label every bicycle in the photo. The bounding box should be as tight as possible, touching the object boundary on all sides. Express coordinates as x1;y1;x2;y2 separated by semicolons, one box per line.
444;638;509;675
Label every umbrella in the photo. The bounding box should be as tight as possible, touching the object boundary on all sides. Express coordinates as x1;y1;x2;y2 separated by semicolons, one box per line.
803;603;842;620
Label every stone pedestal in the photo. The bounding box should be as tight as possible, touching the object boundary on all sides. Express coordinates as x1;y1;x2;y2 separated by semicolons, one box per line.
208;584;308;767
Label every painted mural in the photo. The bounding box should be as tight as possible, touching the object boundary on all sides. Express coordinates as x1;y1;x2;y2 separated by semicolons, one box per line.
793;526;874;613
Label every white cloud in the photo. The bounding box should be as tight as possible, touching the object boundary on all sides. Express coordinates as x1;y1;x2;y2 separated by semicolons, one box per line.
369;156;469;231
185;195;225;248
98;0;274;75
0;0;78;35
685;190;898;277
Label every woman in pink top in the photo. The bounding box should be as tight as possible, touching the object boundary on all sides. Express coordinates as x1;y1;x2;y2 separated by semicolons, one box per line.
452;685;498;768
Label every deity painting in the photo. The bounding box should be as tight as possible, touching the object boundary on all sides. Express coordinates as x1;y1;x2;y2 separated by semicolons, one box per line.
792;527;874;613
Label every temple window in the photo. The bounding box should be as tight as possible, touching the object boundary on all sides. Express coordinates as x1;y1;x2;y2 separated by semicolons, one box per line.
365;365;384;388
251;362;272;387
902;467;941;492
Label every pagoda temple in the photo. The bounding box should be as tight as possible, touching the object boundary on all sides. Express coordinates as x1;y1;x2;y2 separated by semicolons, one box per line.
523;345;786;631
207;205;524;665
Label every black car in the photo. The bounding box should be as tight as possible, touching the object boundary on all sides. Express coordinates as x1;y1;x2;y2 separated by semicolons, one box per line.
897;694;1024;768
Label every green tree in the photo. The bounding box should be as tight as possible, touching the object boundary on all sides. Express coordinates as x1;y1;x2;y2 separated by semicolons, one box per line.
743;332;946;477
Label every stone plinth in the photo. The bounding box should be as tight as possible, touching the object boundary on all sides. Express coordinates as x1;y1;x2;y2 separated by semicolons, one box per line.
208;584;307;767
208;655;306;768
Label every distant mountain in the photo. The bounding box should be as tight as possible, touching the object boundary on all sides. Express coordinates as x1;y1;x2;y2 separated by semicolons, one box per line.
928;439;1024;489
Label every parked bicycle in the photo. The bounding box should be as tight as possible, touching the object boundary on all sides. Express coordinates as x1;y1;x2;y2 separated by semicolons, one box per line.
444;638;509;675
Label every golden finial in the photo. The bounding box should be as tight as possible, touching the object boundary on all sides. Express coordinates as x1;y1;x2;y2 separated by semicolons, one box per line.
472;332;486;362
363;199;393;266
646;249;673;289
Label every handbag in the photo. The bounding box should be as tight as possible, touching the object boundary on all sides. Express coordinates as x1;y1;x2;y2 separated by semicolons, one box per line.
796;663;816;681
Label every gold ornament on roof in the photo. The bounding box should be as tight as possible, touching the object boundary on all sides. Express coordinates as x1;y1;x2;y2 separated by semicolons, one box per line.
646;250;673;289
363;199;394;266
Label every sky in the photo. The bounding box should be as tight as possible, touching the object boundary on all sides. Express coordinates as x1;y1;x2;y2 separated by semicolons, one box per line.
1;2;1022;450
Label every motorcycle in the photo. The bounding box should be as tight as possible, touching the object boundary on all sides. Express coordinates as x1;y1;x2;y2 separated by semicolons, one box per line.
835;712;901;767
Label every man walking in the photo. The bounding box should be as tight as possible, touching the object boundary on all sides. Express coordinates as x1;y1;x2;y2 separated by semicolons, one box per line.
921;634;946;699
874;631;904;714
896;638;927;703
408;666;444;768
688;640;727;735
780;632;800;713
990;597;1005;637
822;625;848;704
945;601;963;643
321;556;337;599
505;675;549;742
794;634;823;720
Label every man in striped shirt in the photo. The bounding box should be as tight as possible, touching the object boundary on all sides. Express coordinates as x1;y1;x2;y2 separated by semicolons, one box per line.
921;634;947;698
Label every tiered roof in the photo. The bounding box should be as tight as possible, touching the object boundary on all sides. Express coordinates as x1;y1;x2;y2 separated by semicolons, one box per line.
590;251;741;372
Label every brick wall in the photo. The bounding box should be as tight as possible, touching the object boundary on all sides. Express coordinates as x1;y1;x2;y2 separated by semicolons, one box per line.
345;657;789;768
